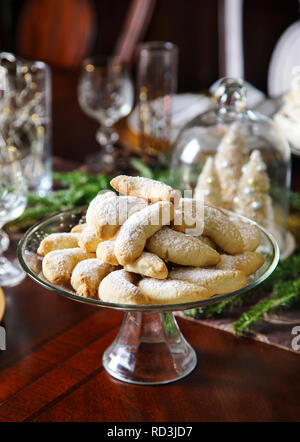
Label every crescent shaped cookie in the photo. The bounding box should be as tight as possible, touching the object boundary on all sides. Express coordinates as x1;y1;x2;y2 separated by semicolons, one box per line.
96;240;119;265
198;235;217;249
97;241;168;279
78;226;101;253
114;201;174;265
71;258;115;298
173;199;244;254
99;269;147;305
138;278;213;304
146;227;220;267
37;233;80;256
85;191;117;225
169;267;248;294
42;248;95;284
71;223;87;233
215;251;264;276
124;251;168;279
172;197;204;236
203;204;244;254
110;175;180;206
88;195;148;240
235;220;261;252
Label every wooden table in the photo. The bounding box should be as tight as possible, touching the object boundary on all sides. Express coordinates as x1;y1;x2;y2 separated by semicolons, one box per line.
0;69;300;422
0;278;300;422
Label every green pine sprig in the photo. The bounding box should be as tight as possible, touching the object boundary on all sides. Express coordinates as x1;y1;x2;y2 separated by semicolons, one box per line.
233;278;300;335
129;158;171;184
7;171;111;230
288;190;300;210
186;253;300;333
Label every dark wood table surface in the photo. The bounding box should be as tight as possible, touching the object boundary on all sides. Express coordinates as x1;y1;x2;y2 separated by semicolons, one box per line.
0;69;300;422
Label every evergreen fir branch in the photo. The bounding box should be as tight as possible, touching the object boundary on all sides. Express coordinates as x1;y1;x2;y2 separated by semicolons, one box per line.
8;171;111;230
233;278;300;335
185;253;300;320
52;171;109;187
130;158;171;184
289;190;300;210
129;159;154;179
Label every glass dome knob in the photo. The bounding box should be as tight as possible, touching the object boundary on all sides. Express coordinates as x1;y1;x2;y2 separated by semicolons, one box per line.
214;77;247;113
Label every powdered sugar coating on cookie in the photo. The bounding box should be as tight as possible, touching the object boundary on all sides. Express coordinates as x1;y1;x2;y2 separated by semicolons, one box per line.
71;258;115;298
99;269;147;305
114;201;174;265
168;267;247;294
37;233;81;256
146;226;220;267
110;175;181;206
138;277;213;304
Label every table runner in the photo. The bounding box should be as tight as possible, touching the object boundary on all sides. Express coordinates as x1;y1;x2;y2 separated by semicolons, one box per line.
176;308;300;354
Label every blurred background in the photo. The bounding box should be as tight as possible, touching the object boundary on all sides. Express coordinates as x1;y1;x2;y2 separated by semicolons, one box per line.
0;0;299;161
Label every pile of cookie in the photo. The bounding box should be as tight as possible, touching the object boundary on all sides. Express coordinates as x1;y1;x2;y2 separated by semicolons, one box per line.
38;175;264;305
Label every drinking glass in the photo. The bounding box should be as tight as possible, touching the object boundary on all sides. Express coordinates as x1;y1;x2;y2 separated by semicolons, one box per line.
0;52;52;196
0;145;27;286
78;56;134;170
137;41;178;159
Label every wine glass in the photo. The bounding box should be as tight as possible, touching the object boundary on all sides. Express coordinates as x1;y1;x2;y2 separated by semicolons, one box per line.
0;145;27;286
78;56;134;171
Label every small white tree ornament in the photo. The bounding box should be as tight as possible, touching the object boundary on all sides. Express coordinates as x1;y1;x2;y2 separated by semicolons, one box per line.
215;122;247;209
194;156;222;207
233;149;274;229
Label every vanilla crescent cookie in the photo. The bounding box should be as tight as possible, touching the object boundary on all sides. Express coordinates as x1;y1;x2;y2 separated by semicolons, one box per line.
138;278;213;304
215;251;264;276
42;248;95;284
96;240;119;265
198;235;217;249
123;251;168;279
97;241;168;279
146;226;220;267
85;191;117;225
78;225;101;253
99;269;147;305
172;199;244;254
204;205;245;254
110;175;181;206
88;195;147;240
38;233;80;256
172;197;204;235
71;223;87;233
114;201;174;265
235;220;261;252
203;204;245;255
168;268;248;294
71;258;115;298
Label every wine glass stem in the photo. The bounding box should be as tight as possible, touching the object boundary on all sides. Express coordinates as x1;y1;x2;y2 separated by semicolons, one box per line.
96;124;118;151
0;229;9;254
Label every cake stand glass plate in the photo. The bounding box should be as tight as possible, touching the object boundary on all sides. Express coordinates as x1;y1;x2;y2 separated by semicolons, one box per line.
18;207;279;385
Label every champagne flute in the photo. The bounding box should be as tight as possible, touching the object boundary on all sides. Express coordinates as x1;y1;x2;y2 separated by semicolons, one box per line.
78;56;134;171
0;145;27;286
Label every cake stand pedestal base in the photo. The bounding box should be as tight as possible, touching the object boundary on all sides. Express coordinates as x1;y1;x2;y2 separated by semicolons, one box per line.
103;311;197;385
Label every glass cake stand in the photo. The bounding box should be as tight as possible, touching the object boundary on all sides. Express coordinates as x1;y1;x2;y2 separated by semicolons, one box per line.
18;207;279;385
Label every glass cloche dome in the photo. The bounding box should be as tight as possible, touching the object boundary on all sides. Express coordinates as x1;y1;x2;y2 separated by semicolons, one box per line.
170;78;291;256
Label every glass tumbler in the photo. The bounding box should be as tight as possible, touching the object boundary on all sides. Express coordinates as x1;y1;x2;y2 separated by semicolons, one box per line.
137;41;178;160
0;52;52;196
